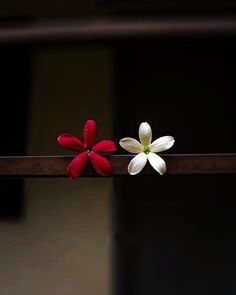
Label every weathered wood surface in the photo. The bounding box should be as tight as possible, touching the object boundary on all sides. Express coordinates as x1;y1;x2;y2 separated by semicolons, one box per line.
0;154;235;177
1;18;236;44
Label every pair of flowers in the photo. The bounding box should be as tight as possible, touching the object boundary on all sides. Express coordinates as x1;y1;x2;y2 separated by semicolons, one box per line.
57;120;175;179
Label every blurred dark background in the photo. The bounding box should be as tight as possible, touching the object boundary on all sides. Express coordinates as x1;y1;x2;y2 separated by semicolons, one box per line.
0;1;236;294
113;37;236;295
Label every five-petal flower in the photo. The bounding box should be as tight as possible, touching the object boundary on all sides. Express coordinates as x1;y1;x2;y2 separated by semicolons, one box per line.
119;122;175;175
57;120;117;179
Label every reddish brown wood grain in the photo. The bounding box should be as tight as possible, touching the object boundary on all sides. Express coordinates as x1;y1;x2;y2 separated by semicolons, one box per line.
0;154;235;177
1;18;236;44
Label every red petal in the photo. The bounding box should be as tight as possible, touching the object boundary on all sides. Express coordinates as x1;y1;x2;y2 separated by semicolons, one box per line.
57;134;85;152
83;120;97;148
92;140;117;153
67;152;89;179
89;151;112;176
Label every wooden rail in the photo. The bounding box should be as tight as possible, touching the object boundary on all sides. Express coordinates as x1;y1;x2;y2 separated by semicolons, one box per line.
0;154;235;177
1;18;236;44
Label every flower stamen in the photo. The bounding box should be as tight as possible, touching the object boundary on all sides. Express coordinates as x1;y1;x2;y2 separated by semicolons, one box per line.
86;148;90;154
143;146;150;154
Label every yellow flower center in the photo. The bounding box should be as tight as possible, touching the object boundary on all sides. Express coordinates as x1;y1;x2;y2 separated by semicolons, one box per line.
143;146;150;154
86;148;90;154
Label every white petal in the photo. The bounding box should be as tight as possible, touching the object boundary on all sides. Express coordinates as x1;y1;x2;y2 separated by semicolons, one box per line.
139;122;152;147
119;137;143;153
147;152;167;175
149;136;175;153
128;152;147;175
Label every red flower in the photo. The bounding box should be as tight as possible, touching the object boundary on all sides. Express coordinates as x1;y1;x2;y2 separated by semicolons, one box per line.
57;120;117;179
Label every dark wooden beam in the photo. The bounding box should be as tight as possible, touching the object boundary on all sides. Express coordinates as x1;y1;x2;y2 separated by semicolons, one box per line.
1;18;236;45
0;154;235;177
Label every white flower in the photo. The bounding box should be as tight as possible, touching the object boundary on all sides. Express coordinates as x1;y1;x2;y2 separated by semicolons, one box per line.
119;122;175;175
